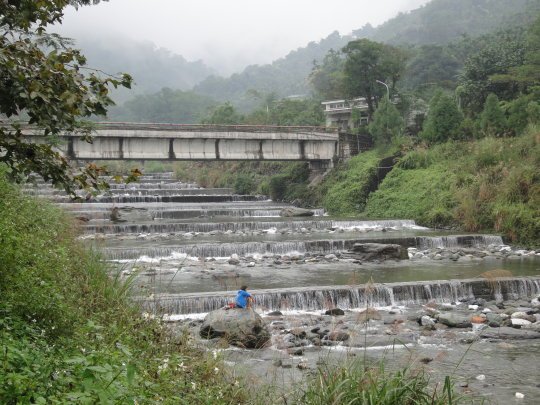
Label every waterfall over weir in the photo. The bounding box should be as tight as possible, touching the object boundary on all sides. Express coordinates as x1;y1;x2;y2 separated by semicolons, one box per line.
138;277;540;315
84;219;421;235
103;235;505;260
54;194;266;204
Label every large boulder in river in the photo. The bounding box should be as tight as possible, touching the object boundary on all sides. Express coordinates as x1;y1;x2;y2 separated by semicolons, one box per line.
347;243;408;261
199;308;271;349
436;313;472;328
110;206;154;223
280;207;314;217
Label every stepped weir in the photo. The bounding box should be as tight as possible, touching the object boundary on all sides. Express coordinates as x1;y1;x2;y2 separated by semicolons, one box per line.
138;276;540;315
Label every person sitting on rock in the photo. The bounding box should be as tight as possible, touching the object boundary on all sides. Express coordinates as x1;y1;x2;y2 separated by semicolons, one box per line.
235;285;253;309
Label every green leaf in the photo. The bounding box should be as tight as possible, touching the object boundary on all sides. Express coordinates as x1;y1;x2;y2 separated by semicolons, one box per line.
126;363;135;385
87;366;109;373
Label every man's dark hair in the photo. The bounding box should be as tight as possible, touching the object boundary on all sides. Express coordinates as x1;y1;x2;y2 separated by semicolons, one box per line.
240;285;248;291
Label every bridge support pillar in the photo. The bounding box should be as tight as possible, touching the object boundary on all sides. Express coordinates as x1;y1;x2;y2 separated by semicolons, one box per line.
308;159;333;176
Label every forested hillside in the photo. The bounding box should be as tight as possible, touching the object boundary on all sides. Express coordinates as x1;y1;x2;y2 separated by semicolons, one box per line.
368;0;538;45
189;0;538;110
192;31;350;112
73;37;216;104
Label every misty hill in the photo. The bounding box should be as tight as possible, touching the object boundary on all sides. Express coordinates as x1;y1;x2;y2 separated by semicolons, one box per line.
192;0;538;110
368;0;539;45
192;31;351;112
74;37;216;104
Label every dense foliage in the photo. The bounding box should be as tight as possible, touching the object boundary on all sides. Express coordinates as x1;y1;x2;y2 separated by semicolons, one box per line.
364;127;540;244
317;150;383;216
367;0;538;46
0;172;246;403
193;31;349;112
0;0;135;197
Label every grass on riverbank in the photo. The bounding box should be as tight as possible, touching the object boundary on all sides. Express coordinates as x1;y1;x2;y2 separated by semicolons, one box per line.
0;171;246;404
311;149;390;216
297;363;461;405
364;126;539;245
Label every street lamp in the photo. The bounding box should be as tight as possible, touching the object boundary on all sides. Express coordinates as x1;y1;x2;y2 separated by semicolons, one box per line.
376;80;390;142
376;80;389;99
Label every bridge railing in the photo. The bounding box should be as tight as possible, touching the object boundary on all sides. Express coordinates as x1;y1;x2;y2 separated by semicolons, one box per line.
92;122;339;134
5;120;339;135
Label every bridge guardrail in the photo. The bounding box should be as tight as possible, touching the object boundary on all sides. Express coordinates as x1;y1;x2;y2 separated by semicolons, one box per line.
93;122;338;134
4;120;338;135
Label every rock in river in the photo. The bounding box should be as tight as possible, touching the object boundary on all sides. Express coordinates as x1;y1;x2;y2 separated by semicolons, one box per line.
346;243;409;261
110;206;154;222
436;313;472;328
200;308;270;349
280;207;314;217
480;327;540;340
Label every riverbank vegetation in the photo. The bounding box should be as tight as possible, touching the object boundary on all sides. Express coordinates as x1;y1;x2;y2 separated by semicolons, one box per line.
0;172;246;403
363;126;539;244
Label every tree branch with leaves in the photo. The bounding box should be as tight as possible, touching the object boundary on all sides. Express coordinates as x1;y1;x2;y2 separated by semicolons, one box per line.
0;0;137;198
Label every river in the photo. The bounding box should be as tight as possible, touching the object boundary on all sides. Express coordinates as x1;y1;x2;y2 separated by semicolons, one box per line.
27;171;540;404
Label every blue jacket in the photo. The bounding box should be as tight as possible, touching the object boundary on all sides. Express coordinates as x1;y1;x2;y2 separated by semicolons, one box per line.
235;289;252;308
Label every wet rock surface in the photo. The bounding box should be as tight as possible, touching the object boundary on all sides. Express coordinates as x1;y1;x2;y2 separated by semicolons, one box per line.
280;207;314;217
345;243;408;261
199;307;270;349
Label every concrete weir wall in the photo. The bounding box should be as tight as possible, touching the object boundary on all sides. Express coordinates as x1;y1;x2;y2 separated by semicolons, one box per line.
22;123;339;163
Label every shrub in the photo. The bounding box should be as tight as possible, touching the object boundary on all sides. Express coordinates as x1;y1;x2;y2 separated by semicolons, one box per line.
234;173;255;194
268;163;310;202
479;93;508;137
297;362;461;405
397;149;433;170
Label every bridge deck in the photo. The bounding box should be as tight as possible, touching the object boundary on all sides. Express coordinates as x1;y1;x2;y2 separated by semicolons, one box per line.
17;122;340;162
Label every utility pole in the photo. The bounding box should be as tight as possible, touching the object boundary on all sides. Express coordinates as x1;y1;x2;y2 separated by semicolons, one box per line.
376;80;390;141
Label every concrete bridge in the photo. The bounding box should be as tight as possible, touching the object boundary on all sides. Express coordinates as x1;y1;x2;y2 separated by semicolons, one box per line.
21;122;372;167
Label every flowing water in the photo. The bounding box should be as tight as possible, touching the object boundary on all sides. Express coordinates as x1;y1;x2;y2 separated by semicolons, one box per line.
27;172;540;404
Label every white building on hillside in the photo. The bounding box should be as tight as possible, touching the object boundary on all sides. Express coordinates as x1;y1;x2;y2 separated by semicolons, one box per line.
321;97;369;130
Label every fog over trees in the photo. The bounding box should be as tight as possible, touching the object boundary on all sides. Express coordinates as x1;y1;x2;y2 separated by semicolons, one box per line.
64;0;540;122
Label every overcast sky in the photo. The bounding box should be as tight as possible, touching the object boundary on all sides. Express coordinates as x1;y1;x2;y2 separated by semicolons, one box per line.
56;0;430;75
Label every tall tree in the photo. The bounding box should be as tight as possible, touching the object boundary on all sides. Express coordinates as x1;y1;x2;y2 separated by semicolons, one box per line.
0;0;133;196
308;49;345;100
456;28;526;114
368;98;404;145
342;39;407;118
421;91;463;143
201;102;243;125
496;16;540;88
